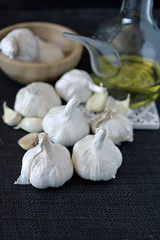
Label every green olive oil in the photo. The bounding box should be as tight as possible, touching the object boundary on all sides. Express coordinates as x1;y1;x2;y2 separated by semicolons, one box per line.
92;55;160;108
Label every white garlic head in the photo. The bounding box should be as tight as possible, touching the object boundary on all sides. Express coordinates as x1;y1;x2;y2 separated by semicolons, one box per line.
42;95;90;147
55;69;92;103
106;94;130;115
0;28;38;62
72;128;122;181
14;82;61;118
15;132;73;189
55;69;105;103
91;108;133;145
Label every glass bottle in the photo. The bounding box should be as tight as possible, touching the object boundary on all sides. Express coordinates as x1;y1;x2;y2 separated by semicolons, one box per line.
94;0;160;108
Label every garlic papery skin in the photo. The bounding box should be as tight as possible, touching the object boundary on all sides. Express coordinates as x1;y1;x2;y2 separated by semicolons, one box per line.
14;82;61;118
18;133;38;150
91;108;133;145
72;128;122;181
15;117;43;133
36;37;64;63
2;101;22;126
42;95;90;147
86;89;108;112
0;28;38;62
15;132;73;189
55;69;97;103
106;94;130;115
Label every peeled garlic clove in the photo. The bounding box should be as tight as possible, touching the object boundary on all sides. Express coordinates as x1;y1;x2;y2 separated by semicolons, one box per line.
91;108;133;145
15;132;73;189
2;102;22;126
42;95;90;147
14;82;61;118
106;94;130;115
18;133;38;150
72;128;122;181
86;89;108;112
15;117;43;133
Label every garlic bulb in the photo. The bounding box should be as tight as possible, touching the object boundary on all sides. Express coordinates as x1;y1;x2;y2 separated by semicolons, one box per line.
14;82;61;118
72;128;122;181
36;37;64;63
15;117;43;133
2;102;22;126
42;95;90;147
55;69;106;103
106;94;130;115
15;132;73;189
91;108;133;145
86;89;108;112
0;28;38;62
18;133;38;150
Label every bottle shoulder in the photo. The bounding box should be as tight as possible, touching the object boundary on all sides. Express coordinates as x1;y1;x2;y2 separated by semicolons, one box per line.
94;13;160;42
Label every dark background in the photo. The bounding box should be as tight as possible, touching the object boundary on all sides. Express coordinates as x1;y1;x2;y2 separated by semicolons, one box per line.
1;1;160;240
0;0;160;9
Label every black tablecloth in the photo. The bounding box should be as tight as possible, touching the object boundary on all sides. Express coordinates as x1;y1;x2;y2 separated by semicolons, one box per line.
0;8;160;240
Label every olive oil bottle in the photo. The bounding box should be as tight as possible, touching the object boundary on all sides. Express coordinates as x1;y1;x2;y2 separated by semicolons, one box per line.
63;0;160;109
94;0;160;108
92;55;160;108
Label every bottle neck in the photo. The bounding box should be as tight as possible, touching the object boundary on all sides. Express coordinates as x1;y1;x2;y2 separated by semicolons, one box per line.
120;0;153;19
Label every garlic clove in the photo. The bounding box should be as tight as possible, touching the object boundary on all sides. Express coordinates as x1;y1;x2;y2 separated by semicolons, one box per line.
106;94;130;115
15;132;73;189
86;89;108;112
72;128;122;181
2;101;22;126
18;133;38;150
15;117;43;133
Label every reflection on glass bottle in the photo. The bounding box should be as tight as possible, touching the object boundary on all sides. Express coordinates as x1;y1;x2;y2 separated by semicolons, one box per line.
63;32;121;79
94;0;160;108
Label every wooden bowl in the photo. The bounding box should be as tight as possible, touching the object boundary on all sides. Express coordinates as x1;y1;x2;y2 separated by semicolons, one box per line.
0;22;83;84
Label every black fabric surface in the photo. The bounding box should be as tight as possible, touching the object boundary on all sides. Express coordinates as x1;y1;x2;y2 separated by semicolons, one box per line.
0;8;160;240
